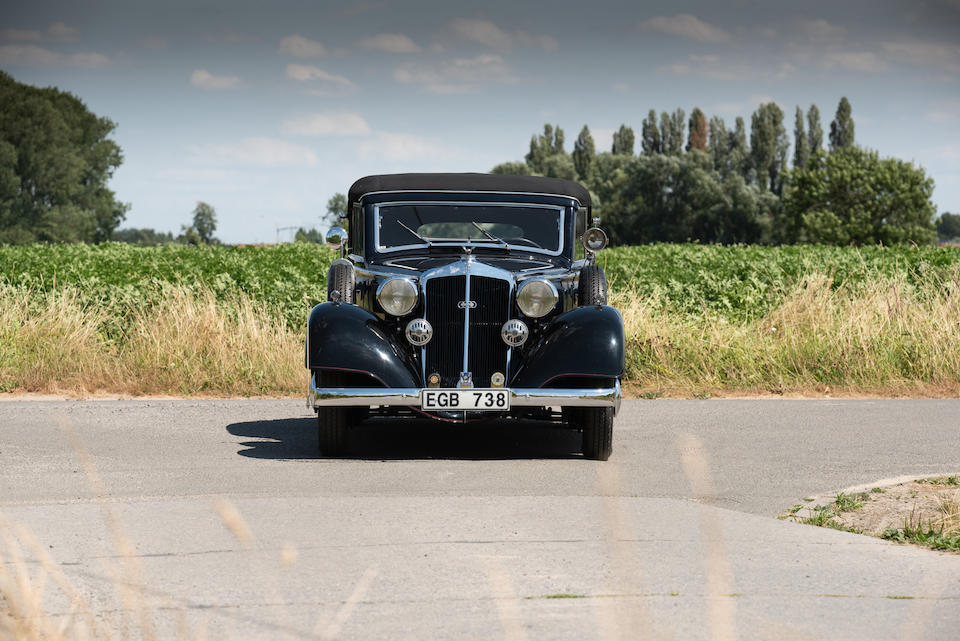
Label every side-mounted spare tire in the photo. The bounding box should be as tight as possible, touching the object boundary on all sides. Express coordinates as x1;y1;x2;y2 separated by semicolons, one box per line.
578;265;607;306
327;259;355;304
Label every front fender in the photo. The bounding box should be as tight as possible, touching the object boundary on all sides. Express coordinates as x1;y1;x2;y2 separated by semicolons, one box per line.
512;305;625;388
306;302;419;388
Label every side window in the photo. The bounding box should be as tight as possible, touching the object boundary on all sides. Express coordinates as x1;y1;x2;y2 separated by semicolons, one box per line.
351;203;364;256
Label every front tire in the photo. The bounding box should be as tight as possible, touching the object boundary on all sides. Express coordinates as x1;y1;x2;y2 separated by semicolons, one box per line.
327;260;355;304
578;265;607;306
315;371;350;456
581;407;613;461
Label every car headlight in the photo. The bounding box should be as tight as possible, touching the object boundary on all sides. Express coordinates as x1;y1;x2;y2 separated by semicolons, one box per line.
516;278;558;318
377;277;418;316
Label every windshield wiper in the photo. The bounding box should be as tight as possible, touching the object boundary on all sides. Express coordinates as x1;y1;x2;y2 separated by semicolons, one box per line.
470;222;510;250
396;220;433;247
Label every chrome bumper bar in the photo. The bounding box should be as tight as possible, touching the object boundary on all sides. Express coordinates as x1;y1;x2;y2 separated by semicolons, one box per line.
309;379;621;415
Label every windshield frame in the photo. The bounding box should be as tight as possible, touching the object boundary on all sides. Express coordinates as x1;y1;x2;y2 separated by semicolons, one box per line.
373;200;566;257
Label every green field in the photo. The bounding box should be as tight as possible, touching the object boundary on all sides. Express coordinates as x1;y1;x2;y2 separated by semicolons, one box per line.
1;242;959;396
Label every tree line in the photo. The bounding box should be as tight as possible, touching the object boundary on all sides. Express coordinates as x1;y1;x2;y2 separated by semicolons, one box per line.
493;98;948;246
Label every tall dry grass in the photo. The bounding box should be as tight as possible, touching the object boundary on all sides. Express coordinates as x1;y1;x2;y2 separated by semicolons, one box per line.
0;286;302;396
1;271;959;397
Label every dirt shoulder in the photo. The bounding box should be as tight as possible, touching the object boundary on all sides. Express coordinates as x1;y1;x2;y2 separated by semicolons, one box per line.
785;475;960;553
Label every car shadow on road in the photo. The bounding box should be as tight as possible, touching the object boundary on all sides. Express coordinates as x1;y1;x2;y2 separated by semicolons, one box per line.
225;416;583;460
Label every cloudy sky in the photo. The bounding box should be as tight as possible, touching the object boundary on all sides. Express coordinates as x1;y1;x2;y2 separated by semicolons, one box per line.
3;0;959;243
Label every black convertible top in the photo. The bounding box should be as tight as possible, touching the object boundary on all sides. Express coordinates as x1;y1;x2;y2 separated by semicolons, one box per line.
348;173;591;211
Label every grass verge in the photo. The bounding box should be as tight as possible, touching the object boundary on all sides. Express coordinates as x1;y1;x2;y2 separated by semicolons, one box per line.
784;476;960;553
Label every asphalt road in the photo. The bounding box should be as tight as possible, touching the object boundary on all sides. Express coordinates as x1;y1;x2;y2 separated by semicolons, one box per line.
1;398;958;640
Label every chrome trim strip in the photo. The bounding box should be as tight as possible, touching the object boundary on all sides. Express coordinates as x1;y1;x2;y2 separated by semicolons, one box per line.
309;381;622;410
359;190;584;208
462;264;471;374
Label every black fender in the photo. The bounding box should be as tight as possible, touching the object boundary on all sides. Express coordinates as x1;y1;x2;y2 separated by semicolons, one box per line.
511;305;625;388
306;302;419;388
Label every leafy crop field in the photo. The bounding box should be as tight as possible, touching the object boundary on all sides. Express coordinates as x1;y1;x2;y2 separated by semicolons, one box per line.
1;242;959;396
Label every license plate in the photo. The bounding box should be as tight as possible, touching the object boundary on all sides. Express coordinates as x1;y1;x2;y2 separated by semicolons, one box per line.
420;389;510;411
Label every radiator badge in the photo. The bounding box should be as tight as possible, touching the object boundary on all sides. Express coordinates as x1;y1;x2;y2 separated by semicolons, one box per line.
457;372;474;388
457;300;477;309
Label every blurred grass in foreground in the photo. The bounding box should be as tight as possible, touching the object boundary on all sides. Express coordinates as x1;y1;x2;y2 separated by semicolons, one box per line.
1;243;959;396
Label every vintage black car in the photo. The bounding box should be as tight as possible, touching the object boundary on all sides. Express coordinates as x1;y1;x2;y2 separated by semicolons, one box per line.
306;173;624;460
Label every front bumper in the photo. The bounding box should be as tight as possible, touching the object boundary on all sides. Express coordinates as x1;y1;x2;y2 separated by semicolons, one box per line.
308;379;621;415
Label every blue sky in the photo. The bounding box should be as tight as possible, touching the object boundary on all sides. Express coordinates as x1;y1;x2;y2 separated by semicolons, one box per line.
2;0;959;243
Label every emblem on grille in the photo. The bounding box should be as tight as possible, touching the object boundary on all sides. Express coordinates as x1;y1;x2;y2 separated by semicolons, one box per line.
457;372;474;388
457;300;477;309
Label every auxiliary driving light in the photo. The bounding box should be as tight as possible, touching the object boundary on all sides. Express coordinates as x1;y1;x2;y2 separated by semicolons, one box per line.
582;227;609;252
501;319;529;347
405;318;433;346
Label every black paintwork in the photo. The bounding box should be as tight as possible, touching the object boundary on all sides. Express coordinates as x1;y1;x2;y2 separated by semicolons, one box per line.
510;305;625;388
307;302;419;388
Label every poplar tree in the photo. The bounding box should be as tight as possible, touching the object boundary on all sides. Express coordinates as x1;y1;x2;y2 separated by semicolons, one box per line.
750;102;788;193
611;124;635;155
829;97;854;150
687;107;708;152
729;117;750;179
641;109;661;155
659;112;674;153
708;116;728;172
572;125;595;179
793;106;809;169
669;108;686;154
807;104;823;153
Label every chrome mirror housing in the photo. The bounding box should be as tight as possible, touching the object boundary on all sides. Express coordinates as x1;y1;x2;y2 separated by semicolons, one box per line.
325;226;348;250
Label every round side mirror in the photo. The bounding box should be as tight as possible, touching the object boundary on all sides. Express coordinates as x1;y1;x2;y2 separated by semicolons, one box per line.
582;227;608;252
325;226;348;250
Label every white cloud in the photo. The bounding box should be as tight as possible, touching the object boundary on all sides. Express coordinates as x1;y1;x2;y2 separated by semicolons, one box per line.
883;39;960;74
285;63;354;92
639;14;730;44
359;33;420;53
822;51;888;73
0;44;109;67
0;22;79;43
393;54;516;93
358;132;460;162
282;112;371;136
278;34;326;57
712;94;776;117
450;18;557;52
187;137;318;167
190;69;240;90
796;18;846;40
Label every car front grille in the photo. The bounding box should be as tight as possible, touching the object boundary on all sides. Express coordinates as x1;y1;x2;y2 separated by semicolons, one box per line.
424;274;510;388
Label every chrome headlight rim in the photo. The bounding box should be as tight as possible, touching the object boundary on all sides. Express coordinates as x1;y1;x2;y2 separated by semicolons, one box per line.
376;277;418;317
516;278;559;319
582;227;609;252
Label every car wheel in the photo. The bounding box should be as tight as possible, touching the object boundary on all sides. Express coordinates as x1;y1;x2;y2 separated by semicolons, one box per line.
327;261;355;304
581;407;613;461
316;371;350;456
578;265;607;306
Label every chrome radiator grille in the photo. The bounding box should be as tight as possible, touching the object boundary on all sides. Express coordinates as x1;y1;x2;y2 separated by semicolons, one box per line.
424;274;510;388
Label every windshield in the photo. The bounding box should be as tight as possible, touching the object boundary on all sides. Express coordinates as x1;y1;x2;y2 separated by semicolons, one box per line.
375;202;564;254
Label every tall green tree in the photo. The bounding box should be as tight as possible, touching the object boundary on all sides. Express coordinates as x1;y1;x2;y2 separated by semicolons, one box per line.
572;125;596;179
669;108;686;154
807;104;823;154
707;116;728;173
793;106;810;169
750;102;788;193
785;146;936;245
829;97;854;150
180;201;218;245
611;124;635;155
686;108;708;152
659;112;674;153
728;117;750;180
936;213;960;242
0;71;128;244
641;110;661;155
